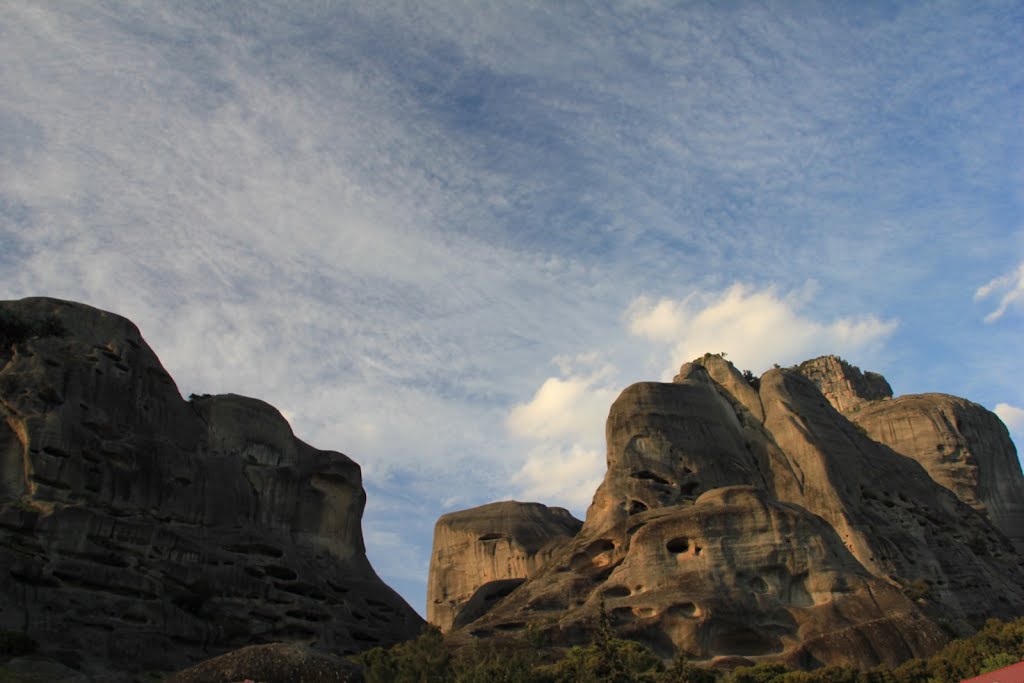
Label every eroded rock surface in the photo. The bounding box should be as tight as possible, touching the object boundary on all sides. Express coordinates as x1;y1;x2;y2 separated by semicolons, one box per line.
796;355;892;415
794;355;1024;556
0;298;422;679
436;354;1024;669
849;394;1024;555
427;501;581;631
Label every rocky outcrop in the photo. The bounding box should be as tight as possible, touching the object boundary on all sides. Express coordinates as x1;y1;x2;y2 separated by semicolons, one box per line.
435;354;1024;669
796;355;892;414
794;355;1024;556
166;642;365;683
757;368;1024;629
0;298;422;680
849;394;1024;555
427;501;581;631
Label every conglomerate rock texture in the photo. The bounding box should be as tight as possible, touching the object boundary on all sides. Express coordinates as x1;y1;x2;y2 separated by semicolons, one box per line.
0;298;422;680
433;354;1024;670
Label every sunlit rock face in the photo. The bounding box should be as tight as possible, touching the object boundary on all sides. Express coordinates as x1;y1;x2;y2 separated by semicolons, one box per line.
427;500;582;631
0;297;422;679
435;354;1024;670
795;355;893;415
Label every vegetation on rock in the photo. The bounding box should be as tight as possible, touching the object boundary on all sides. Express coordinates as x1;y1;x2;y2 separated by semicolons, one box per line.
354;617;1024;683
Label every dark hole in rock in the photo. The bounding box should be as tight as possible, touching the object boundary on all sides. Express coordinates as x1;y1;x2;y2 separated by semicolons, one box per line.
750;576;770;593
42;445;69;458
275;581;325;600
611;606;636;623
666;537;689;553
9;569;60;588
628;499;649;515
223;543;284;558
592;560;622;582
478;533;506;542
627;522;646;536
526;596;567;611
603;585;631;598
495;621;526;631
630;470;670;485
708;623;783;656
29;474;71;491
286;609;330;622
680;481;700;496
667;602;697;618
694;545;703;556
263;565;298;581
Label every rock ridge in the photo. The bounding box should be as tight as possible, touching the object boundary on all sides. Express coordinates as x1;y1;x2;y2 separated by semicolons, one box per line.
0;297;423;679
430;353;1024;670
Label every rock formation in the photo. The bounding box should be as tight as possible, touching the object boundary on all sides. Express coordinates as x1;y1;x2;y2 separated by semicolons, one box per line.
432;354;1024;670
795;357;1024;556
427;501;582;631
795;356;893;414
0;298;423;680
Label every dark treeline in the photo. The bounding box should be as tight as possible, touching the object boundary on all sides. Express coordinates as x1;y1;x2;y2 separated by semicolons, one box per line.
352;616;1024;683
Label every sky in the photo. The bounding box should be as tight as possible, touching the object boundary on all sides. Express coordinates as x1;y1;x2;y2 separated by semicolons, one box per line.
2;1;1022;616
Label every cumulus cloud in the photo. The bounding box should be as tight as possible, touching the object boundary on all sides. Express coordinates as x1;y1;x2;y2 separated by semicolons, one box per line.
975;263;1024;323
506;355;619;516
628;283;899;376
506;360;617;443
995;403;1024;435
512;444;604;512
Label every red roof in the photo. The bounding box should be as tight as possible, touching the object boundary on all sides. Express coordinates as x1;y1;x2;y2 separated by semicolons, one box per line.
961;661;1024;683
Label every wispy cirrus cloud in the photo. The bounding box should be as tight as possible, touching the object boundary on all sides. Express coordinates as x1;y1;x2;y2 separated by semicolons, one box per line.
976;263;1024;323
3;0;1022;614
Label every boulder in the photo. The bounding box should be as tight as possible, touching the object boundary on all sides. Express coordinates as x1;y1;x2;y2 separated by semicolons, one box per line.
427;500;581;631
0;298;422;679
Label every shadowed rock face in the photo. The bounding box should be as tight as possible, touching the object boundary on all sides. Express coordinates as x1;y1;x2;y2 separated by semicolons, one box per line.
794;356;1024;556
850;395;1024;556
427;501;582;631
0;298;422;679
435;354;1024;669
758;369;1024;629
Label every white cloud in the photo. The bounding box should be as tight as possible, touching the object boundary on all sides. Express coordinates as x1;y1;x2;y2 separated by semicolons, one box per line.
506;356;620;516
628;283;899;376
975;263;1024;323
512;444;604;513
995;403;1024;435
506;361;617;443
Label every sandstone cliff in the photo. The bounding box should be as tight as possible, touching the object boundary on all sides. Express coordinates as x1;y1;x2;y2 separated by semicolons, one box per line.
427;501;582;631
431;354;1024;669
796;356;1024;556
0;298;422;679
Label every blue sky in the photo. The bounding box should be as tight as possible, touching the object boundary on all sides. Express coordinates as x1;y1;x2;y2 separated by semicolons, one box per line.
2;1;1021;615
